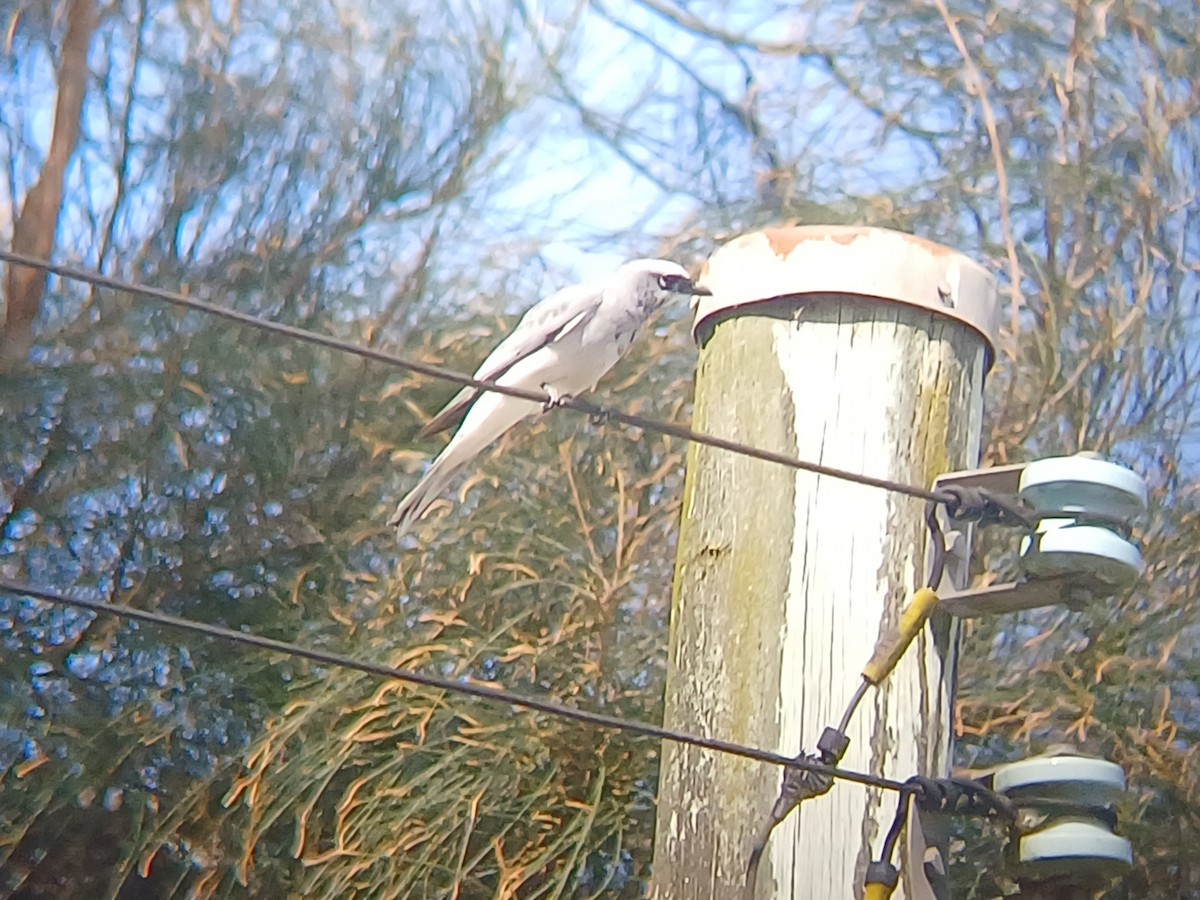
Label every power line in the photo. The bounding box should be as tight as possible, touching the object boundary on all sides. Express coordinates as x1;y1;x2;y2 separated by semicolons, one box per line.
0;249;951;505
0;578;919;796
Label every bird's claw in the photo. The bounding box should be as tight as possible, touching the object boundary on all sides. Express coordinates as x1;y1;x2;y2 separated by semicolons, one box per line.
541;385;572;412
589;407;611;426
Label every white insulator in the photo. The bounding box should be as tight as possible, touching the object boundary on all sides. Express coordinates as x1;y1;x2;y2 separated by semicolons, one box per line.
996;755;1132;879
994;755;1126;803
1020;524;1143;587
1018;820;1133;873
1018;453;1147;522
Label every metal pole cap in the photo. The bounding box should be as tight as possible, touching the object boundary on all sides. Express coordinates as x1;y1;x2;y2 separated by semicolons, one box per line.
695;225;1000;371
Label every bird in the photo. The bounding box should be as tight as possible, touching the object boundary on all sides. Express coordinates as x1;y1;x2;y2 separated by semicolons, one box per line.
387;258;711;534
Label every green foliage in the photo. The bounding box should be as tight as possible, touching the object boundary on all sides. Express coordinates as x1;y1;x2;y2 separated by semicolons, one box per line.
2;0;1198;897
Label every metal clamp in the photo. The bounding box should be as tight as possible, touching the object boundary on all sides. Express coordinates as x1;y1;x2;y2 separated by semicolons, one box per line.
930;454;1147;618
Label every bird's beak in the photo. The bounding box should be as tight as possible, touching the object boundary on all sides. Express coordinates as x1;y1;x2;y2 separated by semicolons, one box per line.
661;273;712;296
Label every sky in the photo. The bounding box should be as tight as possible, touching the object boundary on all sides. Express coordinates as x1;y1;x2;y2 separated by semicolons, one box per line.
2;3;1198;893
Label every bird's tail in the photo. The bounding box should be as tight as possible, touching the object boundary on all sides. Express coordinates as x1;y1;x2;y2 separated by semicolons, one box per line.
388;389;542;536
387;452;467;535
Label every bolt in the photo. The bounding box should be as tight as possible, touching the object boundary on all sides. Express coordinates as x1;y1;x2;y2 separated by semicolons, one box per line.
937;280;954;306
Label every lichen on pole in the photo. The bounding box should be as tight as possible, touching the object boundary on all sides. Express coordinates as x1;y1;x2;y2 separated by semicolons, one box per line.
651;226;998;900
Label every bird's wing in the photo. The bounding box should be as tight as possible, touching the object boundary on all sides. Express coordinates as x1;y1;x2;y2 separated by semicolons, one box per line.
419;283;602;438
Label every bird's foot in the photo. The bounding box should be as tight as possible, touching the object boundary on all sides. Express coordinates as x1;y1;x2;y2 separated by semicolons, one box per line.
541;384;572;412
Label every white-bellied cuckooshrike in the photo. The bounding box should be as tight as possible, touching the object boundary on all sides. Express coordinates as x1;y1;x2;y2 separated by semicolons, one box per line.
388;258;711;534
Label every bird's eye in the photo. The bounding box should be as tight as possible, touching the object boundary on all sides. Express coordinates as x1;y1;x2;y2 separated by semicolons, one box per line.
657;275;671;290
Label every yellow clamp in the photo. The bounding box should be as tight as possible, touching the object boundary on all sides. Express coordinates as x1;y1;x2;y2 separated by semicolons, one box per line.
861;587;940;685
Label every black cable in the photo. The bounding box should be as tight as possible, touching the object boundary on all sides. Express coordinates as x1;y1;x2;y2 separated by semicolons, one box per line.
939;484;1037;529
0;578;925;795
877;775;1020;873
880;789;911;868
0;249;951;505
5;253;1122;892
6;252;1086;533
914;776;1017;821
925;499;948;589
836;679;872;736
742;746;842;900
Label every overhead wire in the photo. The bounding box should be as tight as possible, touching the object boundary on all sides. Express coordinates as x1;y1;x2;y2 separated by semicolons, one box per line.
4;250;1054;888
0;248;952;505
3;248;1029;886
0;578;923;797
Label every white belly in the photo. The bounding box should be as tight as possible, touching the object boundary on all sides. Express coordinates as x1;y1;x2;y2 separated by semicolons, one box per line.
501;328;621;398
448;318;630;461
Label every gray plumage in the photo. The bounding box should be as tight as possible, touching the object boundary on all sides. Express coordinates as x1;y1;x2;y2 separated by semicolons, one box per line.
388;258;711;534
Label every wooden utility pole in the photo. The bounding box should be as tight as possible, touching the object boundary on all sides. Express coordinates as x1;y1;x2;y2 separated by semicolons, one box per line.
650;226;998;899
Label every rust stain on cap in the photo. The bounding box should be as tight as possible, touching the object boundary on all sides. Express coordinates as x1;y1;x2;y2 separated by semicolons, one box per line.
762;226;869;256
694;225;1001;370
763;225;955;258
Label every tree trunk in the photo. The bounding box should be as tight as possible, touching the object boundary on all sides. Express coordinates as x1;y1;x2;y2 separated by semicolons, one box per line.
2;0;98;364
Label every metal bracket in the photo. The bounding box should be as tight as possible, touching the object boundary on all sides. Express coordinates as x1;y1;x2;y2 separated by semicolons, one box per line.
939;576;1097;618
906;795;949;900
